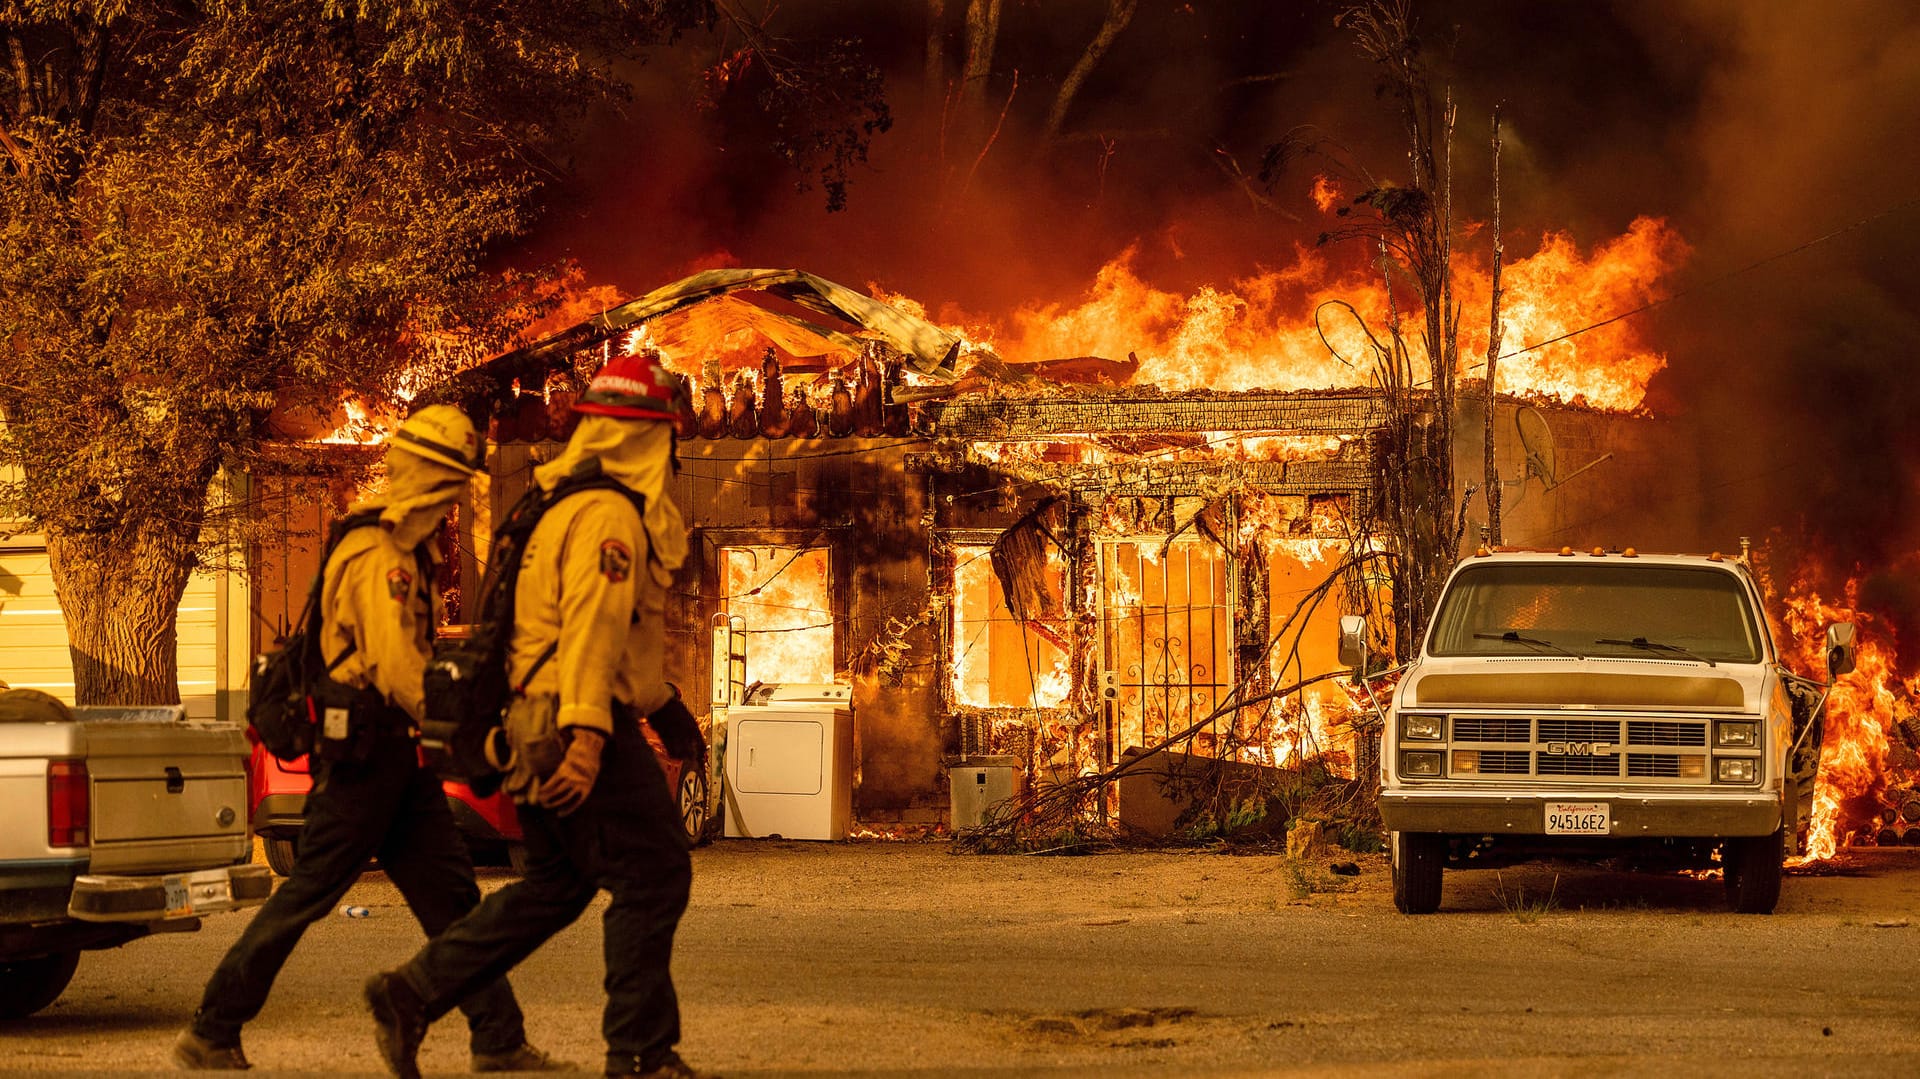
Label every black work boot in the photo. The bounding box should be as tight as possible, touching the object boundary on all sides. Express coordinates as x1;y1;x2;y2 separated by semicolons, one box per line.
364;971;428;1079
473;1041;573;1072
172;1027;251;1070
606;1049;717;1078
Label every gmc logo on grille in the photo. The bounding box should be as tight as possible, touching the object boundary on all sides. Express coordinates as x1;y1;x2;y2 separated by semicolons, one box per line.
1544;741;1613;756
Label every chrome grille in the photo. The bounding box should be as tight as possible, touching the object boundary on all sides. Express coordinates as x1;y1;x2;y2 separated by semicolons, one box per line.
1417;714;1726;785
1628;721;1707;747
1627;753;1683;777
1453;717;1530;742
1536;754;1621;776
1538;718;1622;743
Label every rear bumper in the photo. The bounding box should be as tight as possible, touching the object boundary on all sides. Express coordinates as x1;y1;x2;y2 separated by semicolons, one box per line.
250;793;307;837
68;865;272;923
1379;788;1783;838
446;792;515;845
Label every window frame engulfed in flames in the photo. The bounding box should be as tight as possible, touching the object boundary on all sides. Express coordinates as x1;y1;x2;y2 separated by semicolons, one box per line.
944;537;1070;708
935;528;1072;759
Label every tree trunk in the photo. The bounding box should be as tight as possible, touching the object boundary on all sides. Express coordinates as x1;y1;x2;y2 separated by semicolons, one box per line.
1483;108;1505;546
45;518;197;706
961;0;1003;115
1041;0;1137;143
926;0;948;102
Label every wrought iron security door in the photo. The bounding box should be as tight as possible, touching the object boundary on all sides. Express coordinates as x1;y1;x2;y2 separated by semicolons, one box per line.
1097;540;1233;765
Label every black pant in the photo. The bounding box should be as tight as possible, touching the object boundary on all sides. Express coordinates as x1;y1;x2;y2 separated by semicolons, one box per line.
400;716;692;1071
193;734;525;1054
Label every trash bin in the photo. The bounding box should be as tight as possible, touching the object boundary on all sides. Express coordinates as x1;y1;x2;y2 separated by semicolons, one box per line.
949;755;1023;830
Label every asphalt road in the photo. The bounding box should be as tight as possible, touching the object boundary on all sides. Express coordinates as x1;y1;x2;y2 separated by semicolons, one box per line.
5;841;1920;1077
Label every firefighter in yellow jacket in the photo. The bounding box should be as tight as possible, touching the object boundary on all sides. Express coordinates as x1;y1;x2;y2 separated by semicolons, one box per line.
175;406;556;1073
366;353;708;1079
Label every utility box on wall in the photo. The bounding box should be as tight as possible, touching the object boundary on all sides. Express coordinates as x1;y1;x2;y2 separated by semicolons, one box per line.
949;755;1024;830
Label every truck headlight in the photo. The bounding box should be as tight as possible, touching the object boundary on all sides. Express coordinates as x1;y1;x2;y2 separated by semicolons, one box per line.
1401;750;1442;777
1401;713;1444;741
1716;722;1757;747
1715;757;1757;783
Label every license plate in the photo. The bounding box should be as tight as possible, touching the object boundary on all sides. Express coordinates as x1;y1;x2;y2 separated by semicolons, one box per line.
163;876;192;917
1545;802;1611;835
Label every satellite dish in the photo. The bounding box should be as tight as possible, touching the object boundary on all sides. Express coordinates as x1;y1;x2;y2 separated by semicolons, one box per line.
1505;404;1613;508
1515;406;1557;486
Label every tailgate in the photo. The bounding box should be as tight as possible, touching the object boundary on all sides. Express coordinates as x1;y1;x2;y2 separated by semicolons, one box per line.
80;716;250;875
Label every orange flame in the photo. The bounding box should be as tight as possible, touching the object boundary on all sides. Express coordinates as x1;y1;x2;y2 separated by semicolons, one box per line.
721;546;835;686
1310;174;1343;214
1774;574;1915;861
989;217;1686;410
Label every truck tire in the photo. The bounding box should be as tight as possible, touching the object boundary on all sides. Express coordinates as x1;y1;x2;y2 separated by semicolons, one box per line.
1725;828;1785;914
1392;831;1446;914
265;836;299;877
0;951;81;1019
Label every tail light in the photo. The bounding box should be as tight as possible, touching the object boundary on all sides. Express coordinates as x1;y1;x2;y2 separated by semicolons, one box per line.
48;759;90;848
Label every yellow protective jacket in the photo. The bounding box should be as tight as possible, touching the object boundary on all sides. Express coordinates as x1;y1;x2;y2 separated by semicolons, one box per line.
507;416;688;736
318;449;470;724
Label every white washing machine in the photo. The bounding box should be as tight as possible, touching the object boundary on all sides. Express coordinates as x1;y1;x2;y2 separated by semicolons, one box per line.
722;683;853;841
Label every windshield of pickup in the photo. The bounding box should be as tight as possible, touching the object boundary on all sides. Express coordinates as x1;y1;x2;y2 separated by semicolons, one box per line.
1427;562;1764;663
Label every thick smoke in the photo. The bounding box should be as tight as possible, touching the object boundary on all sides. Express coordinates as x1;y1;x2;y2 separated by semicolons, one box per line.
1631;1;1920;648
524;2;1920;596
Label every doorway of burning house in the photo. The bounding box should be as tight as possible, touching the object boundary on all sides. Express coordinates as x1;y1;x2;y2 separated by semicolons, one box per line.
1097;537;1236;768
699;531;846;692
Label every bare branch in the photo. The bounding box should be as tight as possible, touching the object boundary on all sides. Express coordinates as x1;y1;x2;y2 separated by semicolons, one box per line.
959;66;1016;197
1041;0;1136;143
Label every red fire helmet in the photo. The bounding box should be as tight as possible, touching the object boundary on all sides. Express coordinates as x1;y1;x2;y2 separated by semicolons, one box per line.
574;349;684;422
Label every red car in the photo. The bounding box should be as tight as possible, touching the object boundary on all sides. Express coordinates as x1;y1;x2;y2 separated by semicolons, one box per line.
247;721;710;876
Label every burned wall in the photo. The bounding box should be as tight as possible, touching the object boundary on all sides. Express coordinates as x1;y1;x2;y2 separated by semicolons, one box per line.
672;436;942;817
1454;397;1702;555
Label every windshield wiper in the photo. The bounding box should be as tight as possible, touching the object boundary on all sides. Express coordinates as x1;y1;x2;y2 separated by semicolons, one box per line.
1473;630;1582;658
1594;637;1717;667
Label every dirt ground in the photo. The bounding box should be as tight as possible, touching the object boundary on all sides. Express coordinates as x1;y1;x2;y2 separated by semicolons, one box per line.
6;840;1920;1076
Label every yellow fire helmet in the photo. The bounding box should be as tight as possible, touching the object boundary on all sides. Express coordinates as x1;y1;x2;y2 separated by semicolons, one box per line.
391;404;484;475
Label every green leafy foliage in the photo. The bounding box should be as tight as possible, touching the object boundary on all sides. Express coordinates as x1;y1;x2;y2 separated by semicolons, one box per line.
0;0;722;700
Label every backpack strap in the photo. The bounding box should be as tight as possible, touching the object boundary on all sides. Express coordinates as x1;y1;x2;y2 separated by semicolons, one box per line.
491;464;650;698
304;508;388;673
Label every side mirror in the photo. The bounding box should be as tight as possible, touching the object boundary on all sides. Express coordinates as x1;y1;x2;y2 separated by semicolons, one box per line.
1825;622;1857;679
1338;615;1369;670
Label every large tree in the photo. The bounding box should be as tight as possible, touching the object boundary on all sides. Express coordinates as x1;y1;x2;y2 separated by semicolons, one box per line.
0;0;880;705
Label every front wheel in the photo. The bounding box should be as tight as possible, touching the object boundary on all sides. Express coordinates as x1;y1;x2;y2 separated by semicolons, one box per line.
0;951;81;1019
1725;828;1785;914
1391;831;1446;914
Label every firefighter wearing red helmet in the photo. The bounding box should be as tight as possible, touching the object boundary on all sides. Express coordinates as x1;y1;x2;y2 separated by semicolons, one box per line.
175;406;559;1073
366;353;710;1079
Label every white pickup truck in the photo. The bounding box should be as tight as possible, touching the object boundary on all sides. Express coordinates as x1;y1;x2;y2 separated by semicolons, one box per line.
0;690;270;1017
1349;549;1855;915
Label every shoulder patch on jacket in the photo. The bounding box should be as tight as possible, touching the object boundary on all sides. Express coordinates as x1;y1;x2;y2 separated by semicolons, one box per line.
386;567;414;601
598;539;633;583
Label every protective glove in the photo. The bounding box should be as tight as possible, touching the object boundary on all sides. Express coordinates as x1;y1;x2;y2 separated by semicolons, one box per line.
537;728;605;816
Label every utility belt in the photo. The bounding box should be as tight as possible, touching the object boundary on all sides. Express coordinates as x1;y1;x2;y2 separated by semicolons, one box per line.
486;695;656;804
308;674;411;765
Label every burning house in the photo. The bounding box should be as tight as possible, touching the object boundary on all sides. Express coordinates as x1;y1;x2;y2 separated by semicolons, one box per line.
223;266;1703;834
